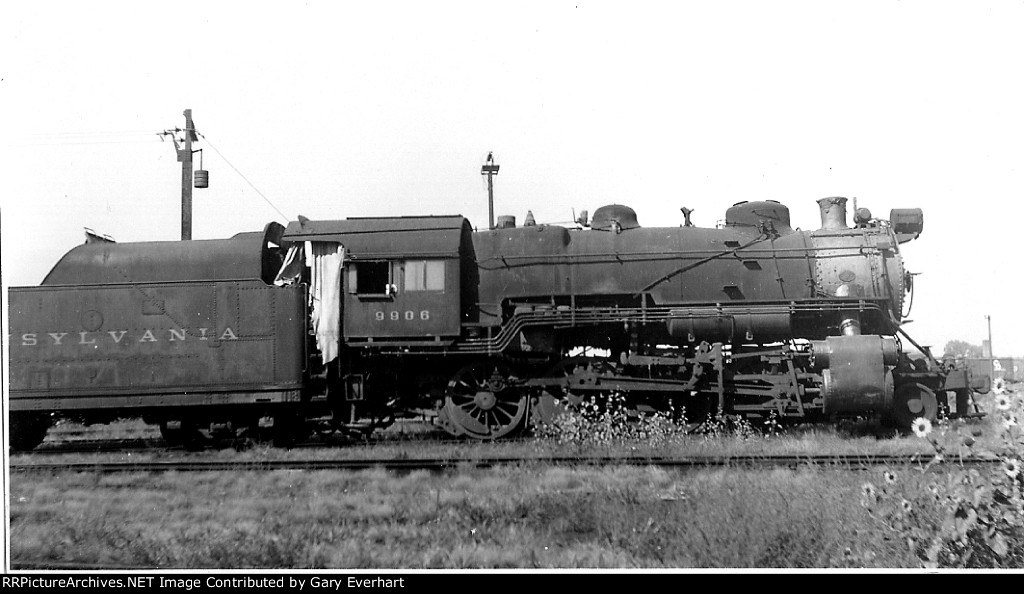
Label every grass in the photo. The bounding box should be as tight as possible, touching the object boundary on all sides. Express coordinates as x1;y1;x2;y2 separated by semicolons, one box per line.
10;464;932;569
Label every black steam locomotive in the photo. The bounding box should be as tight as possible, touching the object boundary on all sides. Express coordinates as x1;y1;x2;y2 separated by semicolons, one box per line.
7;197;985;449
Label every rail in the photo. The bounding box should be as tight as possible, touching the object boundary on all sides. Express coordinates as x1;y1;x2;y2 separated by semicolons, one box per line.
9;454;1000;474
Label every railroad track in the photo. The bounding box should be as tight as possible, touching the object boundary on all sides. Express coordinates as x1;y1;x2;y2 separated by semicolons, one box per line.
28;437;165;453
8;453;1002;473
22;430;469;455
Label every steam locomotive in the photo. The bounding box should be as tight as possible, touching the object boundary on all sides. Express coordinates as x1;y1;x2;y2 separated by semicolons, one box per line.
7;196;986;449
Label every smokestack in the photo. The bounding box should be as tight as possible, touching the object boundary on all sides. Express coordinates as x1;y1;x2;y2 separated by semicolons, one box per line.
817;197;849;230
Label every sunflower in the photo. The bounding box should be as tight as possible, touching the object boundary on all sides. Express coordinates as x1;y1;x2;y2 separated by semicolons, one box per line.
1005;458;1021;480
901;499;913;513
860;482;878;506
883;470;897;485
996;394;1012;411
911;417;933;438
1003;415;1018;430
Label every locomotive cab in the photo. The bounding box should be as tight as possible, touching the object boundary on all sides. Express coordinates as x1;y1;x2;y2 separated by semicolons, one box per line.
281;215;471;346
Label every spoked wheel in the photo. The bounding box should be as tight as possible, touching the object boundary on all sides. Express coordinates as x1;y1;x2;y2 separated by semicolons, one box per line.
892;382;938;429
443;361;529;439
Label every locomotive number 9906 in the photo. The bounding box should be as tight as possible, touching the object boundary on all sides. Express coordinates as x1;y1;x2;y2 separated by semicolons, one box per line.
375;310;431;321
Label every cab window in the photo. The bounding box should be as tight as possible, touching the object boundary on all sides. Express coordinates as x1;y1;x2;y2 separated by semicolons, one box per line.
403;260;445;291
350;261;391;295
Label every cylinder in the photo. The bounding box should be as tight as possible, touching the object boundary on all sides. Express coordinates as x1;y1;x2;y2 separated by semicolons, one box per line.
815;335;896;416
811;335;899;369
194;170;209;189
816;197;848;230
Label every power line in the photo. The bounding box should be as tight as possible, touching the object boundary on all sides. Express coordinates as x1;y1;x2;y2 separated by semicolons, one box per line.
22;138;162;146
27;130;157;137
21;123;292;224
197;133;290;223
20;131;160;144
17;131;163;146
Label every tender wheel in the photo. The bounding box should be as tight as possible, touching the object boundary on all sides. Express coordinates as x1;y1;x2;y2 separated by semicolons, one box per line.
892;382;938;429
9;412;50;451
443;361;528;439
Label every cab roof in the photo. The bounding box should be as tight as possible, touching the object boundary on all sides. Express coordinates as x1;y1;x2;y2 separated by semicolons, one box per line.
282;215;469;260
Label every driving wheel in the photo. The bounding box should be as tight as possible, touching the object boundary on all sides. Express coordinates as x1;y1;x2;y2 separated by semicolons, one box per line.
443;361;528;439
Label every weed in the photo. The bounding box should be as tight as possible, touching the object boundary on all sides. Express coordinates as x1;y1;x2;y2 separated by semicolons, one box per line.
863;384;1024;568
535;391;784;449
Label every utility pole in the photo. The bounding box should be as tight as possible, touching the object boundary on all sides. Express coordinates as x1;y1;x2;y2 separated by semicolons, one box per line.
160;109;200;240
986;314;994;379
481;152;499;230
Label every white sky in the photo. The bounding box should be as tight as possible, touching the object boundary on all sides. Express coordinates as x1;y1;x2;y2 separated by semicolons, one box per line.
2;0;1023;356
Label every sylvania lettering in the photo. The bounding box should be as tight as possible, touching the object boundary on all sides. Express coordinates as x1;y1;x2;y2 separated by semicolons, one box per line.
18;328;238;346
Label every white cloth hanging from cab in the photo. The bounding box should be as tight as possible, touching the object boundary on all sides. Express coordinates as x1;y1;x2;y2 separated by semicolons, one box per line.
274;241;344;364
307;242;344;365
